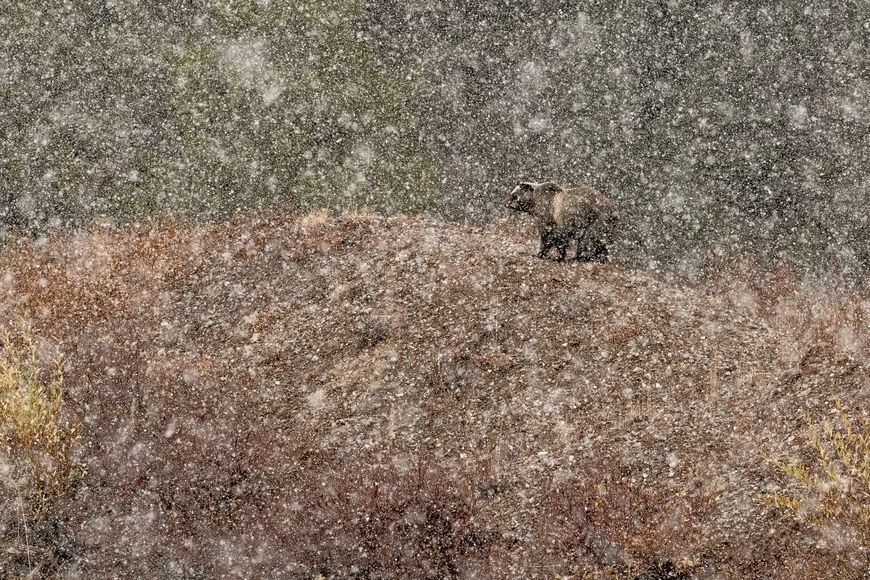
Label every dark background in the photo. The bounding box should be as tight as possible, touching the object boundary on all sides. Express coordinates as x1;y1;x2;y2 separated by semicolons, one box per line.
3;1;869;280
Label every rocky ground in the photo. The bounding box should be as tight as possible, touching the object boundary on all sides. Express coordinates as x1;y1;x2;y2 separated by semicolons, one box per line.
1;212;868;578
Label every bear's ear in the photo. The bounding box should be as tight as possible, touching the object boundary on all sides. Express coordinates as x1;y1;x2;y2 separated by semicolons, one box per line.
517;182;534;191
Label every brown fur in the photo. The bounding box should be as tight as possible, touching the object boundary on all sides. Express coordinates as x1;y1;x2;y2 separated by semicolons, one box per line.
505;181;618;262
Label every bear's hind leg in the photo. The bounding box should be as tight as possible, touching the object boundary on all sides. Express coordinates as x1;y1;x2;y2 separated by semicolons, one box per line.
555;237;569;261
592;241;609;263
575;234;593;262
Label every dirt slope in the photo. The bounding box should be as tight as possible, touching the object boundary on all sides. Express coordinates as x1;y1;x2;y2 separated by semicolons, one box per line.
1;213;867;578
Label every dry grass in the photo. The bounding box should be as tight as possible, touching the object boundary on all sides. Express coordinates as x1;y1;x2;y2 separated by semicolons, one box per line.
710;262;870;367
0;213;867;577
0;321;80;573
768;402;870;548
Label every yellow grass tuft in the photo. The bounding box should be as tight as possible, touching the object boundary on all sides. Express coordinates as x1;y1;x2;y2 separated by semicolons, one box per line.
0;322;79;516
767;401;870;545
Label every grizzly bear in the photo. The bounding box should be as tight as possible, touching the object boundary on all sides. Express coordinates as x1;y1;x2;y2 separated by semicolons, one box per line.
505;181;617;262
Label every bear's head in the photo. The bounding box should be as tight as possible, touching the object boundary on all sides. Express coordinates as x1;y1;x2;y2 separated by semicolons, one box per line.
505;181;537;213
505;181;562;213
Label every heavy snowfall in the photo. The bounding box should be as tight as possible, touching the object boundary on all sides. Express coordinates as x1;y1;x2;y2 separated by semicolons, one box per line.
1;2;868;578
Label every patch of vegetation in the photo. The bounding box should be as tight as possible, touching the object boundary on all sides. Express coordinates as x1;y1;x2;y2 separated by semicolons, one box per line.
769;401;870;547
0;322;80;573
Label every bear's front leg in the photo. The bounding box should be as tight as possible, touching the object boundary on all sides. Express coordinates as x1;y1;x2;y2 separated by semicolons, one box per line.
538;232;551;258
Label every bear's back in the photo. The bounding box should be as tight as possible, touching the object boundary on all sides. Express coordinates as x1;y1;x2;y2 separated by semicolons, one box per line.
551;186;609;230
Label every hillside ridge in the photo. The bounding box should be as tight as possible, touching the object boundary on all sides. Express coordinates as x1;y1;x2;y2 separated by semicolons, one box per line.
1;213;867;577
